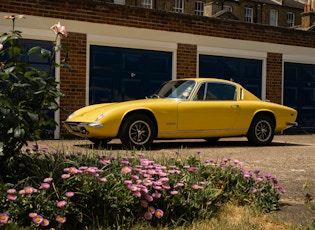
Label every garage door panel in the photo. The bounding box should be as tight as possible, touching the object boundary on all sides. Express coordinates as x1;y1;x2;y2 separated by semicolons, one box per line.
284;62;315;132
90;45;172;103
122;78;143;100
199;54;262;97
284;87;298;107
300;109;315;128
146;55;172;75
93;50;117;70
122;53;144;72
90;77;113;103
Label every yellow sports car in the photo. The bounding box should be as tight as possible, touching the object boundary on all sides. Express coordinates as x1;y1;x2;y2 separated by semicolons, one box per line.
64;78;298;148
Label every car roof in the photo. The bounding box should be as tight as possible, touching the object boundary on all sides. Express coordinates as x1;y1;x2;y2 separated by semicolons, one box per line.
175;78;241;86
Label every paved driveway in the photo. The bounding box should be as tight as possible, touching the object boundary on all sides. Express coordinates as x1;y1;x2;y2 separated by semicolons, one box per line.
32;134;315;225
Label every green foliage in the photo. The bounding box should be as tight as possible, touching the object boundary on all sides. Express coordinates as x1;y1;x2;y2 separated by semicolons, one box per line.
0;15;68;161
0;147;285;229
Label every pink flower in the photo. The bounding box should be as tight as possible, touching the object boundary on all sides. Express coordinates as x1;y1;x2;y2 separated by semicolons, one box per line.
122;166;132;174
56;215;66;224
192;184;203;190
22;186;37;194
145;194;153;202
7;189;16;194
0;44;3;51
39;183;50;190
65;192;74;198
61;174;70;179
6;194;17;201
29;213;37;218
148;206;155;214
41;219;49;226
43;177;53;183
170;190;179;195
50;22;68;37
32;215;43;225
0;213;9;224
140;200;148;208
99;177;107;183
57;200;67;208
144;211;152;220
155;209;164;219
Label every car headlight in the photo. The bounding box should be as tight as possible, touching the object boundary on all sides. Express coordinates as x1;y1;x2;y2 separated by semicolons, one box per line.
95;113;106;122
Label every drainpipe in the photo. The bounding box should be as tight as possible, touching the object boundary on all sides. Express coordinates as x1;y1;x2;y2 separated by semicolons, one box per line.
54;36;60;139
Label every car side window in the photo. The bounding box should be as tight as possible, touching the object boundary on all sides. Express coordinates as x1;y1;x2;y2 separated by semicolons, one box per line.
193;82;236;101
193;83;206;100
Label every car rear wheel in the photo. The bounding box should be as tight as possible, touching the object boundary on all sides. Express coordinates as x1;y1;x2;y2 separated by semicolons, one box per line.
119;114;156;149
247;115;275;146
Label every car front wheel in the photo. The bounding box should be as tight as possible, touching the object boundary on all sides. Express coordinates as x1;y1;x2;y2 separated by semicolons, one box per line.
247;115;275;146
119;114;156;149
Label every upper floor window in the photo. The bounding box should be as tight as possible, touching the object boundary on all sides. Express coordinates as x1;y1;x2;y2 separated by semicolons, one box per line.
195;1;204;16
245;7;253;23
224;5;233;12
287;12;295;27
270;9;278;26
174;0;184;13
142;0;152;9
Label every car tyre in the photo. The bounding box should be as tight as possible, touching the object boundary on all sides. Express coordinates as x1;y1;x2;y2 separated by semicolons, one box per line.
119;114;156;149
247;115;275;146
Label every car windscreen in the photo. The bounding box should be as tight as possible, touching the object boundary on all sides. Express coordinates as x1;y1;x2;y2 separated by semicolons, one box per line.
151;80;196;99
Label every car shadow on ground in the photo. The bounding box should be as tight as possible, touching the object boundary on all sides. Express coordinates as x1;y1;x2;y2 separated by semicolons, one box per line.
74;139;304;151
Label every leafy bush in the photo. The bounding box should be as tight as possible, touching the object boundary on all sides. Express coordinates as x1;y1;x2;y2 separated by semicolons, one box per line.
0;15;68;161
0;146;285;229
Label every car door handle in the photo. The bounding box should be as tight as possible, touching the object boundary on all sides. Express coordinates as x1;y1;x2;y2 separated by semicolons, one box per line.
231;104;240;108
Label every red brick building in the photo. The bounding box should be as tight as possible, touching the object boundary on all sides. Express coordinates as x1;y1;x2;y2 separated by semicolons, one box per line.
1;0;315;136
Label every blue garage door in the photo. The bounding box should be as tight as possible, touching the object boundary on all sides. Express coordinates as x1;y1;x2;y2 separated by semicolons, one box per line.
284;62;315;133
90;45;172;104
199;55;262;97
20;39;55;139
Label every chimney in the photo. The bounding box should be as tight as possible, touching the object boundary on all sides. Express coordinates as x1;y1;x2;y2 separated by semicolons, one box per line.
302;0;315;28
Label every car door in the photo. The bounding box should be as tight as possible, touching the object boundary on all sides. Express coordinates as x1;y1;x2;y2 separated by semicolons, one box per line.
177;82;241;132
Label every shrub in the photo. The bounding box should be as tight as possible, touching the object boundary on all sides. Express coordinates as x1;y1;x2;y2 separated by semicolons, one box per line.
0;147;285;229
0;15;69;162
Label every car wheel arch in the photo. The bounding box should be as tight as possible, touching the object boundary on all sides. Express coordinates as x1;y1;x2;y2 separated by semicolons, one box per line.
119;109;158;138
246;111;276;145
249;111;276;131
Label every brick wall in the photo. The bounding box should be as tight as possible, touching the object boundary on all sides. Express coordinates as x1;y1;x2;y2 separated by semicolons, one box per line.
59;33;87;125
266;53;283;103
177;44;197;79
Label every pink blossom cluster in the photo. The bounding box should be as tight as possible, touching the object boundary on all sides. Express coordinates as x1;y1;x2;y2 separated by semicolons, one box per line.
4;176;72;227
62;165;107;183
115;156;210;221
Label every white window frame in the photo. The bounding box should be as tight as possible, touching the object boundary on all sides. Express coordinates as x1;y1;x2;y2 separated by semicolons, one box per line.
142;0;152;9
287;12;295;27
224;5;233;12
245;7;253;23
174;0;184;13
270;9;278;26
195;1;204;16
